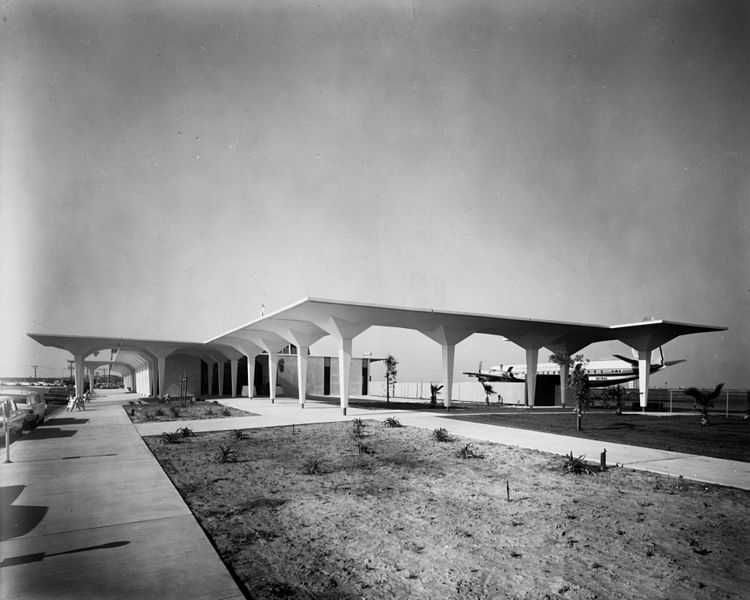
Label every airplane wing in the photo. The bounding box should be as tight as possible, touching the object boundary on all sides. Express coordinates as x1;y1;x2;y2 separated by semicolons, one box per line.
463;371;517;382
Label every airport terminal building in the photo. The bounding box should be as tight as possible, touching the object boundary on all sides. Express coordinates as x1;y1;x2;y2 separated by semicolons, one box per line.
28;297;726;414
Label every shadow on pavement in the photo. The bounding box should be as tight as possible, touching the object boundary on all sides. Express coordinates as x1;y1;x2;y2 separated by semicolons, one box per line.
0;540;130;567
42;418;89;426
0;485;48;541
17;428;78;441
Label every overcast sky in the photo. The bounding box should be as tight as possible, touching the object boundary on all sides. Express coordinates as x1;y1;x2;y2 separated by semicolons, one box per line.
2;0;748;387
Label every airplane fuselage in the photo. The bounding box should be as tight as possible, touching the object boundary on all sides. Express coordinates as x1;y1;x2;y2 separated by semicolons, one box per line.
471;358;668;388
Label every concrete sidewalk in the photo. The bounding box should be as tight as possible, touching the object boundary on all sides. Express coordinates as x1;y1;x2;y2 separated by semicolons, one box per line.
0;393;244;600
2;393;747;600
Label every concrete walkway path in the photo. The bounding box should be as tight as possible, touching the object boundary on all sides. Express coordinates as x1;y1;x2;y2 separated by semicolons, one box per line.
0;393;244;600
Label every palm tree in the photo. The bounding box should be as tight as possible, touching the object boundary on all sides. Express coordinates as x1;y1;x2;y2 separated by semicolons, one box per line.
429;383;443;407
684;383;724;426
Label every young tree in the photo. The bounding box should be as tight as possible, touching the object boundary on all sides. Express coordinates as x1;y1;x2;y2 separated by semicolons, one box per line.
549;352;587;408
384;355;398;404
569;363;590;431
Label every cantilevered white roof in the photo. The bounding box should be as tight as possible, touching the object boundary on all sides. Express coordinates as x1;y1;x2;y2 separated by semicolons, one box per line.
207;297;726;353
28;297;727;363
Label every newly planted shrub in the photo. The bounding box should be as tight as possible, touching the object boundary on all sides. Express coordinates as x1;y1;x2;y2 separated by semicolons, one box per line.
216;444;237;463
432;427;452;443
144;411;157;422
222;408;232;417
169;406;181;418
357;442;375;455
302;456;329;475
456;443;484;459
382;417;402;428
160;431;182;444
155;408;165;417
560;451;595;475
177;427;195;438
232;429;248;440
206;407;215;416
351;418;366;438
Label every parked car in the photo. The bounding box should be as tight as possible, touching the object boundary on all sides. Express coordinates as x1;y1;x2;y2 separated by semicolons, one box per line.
0;389;48;427
0;396;26;441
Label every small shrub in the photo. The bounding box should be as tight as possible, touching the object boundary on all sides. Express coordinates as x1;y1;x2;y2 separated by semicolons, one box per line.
382;417;402;428
456;443;484;459
560;451;596;475
351;418;366;438
216;445;237;463
177;427;195;438
432;427;452;443
155;408;165;416
302;456;329;475
357;442;375;455
231;429;248;440
169;406;181;418
160;431;181;444
143;411;157;422
221;408;231;417
206;407;215;416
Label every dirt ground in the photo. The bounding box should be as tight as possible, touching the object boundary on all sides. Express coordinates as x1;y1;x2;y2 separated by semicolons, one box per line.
145;420;750;600
125;398;255;423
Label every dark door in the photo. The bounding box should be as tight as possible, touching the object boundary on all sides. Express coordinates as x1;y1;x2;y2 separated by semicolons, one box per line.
323;357;331;396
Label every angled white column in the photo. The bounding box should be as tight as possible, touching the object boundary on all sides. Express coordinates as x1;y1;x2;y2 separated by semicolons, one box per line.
525;347;539;408
419;324;472;409
149;358;158;397
268;352;278;403
215;338;263;400
230;358;238;397
157;355;167;399
296;347;309;408
207;361;214;397
318;316;370;415
217;361;225;396
74;354;85;398
441;344;455;408
338;338;352;415
638;349;651;410
246;357;256;398
559;362;570;408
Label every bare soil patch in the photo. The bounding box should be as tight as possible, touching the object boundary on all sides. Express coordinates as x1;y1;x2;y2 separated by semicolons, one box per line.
125;398;256;423
145;420;749;600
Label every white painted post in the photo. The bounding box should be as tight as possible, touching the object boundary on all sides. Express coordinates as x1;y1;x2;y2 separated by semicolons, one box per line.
637;350;651;411
4;398;11;463
207;361;214;398
217;361;225;396
669;389;673;413
525;348;538;408
297;346;309;408
338;338;352;415
442;344;455;409
230;358;238;398
268;353;278;403
157;355;166;400
246;356;255;398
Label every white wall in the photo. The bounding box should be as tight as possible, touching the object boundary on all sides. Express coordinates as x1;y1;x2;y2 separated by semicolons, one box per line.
369;381;526;405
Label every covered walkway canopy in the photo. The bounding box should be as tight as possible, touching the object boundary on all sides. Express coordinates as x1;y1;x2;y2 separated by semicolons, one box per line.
29;297;726;413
